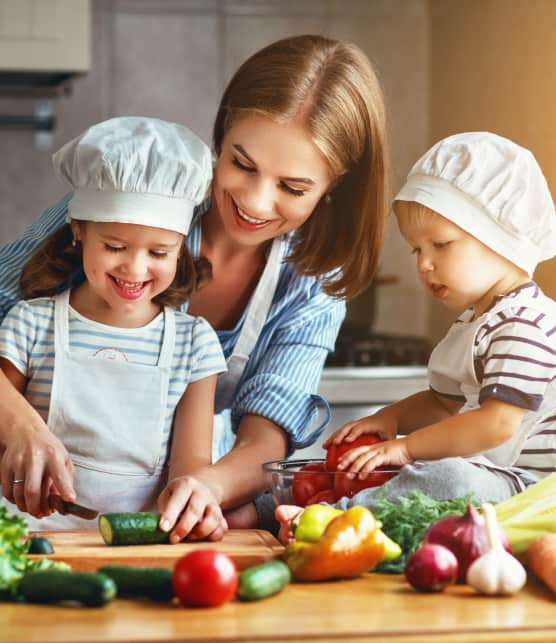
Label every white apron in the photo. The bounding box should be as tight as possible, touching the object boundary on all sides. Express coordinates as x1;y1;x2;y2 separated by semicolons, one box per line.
11;291;175;530
212;237;285;461
428;297;542;470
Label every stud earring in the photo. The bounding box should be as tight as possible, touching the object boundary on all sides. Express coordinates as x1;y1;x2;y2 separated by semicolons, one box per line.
324;194;332;205
71;239;77;248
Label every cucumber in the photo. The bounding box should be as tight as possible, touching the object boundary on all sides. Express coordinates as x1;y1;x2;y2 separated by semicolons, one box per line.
28;536;54;554
98;565;173;602
19;570;116;607
237;560;291;601
98;512;169;546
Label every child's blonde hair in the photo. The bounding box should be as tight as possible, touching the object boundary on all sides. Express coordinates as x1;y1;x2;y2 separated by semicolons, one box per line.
393;200;438;227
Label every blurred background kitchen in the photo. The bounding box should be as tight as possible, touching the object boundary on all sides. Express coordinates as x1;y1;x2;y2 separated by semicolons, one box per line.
2;0;556;455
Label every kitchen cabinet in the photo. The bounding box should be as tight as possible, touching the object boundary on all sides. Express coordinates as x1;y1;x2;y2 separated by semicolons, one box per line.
0;0;90;73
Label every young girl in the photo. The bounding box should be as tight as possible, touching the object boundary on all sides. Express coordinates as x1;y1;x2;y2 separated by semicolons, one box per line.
0;117;227;540
320;131;556;511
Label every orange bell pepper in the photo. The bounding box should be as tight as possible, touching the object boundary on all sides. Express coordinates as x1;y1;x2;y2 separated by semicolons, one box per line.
282;506;385;581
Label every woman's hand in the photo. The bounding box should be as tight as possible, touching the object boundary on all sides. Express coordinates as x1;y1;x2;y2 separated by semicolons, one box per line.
0;423;75;517
158;475;228;543
322;408;399;448
336;437;412;474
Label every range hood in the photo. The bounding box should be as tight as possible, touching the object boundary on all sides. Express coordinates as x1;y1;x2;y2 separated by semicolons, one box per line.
0;71;83;98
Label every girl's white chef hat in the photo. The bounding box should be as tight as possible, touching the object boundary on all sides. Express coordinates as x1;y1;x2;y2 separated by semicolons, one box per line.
52;116;213;235
394;131;556;276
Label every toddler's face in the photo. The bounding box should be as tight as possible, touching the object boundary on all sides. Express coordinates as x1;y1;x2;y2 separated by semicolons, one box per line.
395;202;524;316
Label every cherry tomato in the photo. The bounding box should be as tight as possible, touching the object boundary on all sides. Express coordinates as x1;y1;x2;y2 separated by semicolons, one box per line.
292;462;333;506
172;549;238;607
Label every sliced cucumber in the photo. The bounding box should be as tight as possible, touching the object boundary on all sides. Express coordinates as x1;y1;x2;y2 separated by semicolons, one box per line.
27;536;54;554
98;512;169;546
19;570;116;607
98;565;173;601
237;560;291;601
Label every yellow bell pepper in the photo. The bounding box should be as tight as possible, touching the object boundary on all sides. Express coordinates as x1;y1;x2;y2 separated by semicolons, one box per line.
283;506;386;581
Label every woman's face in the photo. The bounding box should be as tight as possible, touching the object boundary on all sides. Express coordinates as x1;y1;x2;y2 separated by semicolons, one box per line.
211;113;334;248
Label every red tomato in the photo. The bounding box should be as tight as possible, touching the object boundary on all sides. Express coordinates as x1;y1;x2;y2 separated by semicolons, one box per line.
305;488;338;505
172;549;238;607
325;434;383;471
292;462;333;506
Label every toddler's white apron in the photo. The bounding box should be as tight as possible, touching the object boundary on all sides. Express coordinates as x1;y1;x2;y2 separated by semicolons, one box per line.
212;237;285;461
16;290;175;530
428;297;543;471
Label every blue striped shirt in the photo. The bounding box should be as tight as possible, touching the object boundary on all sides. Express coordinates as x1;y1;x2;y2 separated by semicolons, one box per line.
0;297;227;465
0;194;346;456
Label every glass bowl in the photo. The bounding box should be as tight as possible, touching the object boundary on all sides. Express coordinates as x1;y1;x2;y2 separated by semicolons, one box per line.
262;458;400;507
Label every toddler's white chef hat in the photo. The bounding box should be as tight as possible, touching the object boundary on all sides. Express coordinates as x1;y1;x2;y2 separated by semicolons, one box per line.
52;116;212;235
394;132;556;275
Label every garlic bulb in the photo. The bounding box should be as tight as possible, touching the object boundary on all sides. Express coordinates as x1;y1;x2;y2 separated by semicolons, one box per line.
466;502;526;595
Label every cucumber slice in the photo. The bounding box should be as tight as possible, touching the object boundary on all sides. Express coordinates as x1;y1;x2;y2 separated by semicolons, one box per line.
97;565;173;601
19;570;116;607
237;560;291;601
98;512;169;546
28;536;54;554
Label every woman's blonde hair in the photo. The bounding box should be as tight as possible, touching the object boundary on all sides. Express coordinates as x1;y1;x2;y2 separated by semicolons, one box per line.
19;223;211;308
213;34;389;299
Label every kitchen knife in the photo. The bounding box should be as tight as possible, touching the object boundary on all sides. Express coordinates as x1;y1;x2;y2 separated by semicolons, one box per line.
48;495;99;520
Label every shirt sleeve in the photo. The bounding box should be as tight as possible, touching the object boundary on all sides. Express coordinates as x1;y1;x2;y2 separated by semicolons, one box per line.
189;316;227;382
0;300;38;376
0;194;71;323
230;282;346;453
475;309;556;411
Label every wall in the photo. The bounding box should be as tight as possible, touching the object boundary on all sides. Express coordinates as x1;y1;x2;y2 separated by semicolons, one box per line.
429;0;556;342
0;0;430;336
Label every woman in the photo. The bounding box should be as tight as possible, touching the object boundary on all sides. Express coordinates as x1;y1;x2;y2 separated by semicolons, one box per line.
0;34;389;539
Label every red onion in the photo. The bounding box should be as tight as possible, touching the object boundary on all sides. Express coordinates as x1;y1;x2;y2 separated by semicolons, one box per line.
404;543;459;592
424;504;511;582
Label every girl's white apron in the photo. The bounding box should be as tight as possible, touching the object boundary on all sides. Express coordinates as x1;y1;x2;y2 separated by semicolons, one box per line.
7;290;175;530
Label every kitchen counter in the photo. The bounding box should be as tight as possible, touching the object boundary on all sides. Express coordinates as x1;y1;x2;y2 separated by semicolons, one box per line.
318;366;428;404
2;572;555;643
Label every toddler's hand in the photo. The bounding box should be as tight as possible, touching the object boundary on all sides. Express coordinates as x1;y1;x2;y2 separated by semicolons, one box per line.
336;437;412;474
274;504;304;545
322;411;398;448
158;475;228;543
0;423;75;518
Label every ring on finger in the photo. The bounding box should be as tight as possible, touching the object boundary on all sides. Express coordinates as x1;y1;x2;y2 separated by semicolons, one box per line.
13;479;25;485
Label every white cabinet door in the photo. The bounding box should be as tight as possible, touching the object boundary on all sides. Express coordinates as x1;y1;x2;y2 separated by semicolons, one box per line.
0;0;90;71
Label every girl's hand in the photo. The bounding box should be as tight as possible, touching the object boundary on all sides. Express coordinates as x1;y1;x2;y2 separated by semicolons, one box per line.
322;410;398;448
336;437;412;474
0;424;75;518
158;476;228;543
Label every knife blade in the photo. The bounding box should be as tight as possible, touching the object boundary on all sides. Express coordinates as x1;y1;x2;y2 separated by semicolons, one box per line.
48;495;99;520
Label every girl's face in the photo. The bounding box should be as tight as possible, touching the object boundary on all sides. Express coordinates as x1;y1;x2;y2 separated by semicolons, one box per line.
396;206;527;316
72;221;183;323
211;113;334;248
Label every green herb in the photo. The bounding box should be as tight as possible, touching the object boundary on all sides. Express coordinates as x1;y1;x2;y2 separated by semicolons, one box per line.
372;491;479;573
0;506;70;600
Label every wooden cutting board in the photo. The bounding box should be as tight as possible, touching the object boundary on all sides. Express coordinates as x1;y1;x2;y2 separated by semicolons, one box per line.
28;529;284;572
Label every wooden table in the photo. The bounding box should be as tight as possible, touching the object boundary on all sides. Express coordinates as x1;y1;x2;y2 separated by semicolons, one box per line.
2;530;555;642
2;572;555;642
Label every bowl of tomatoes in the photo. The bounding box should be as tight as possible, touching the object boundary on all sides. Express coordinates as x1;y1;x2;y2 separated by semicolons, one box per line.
263;455;400;507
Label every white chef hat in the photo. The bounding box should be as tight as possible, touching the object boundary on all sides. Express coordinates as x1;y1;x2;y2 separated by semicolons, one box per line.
52;116;213;235
394;132;556;275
